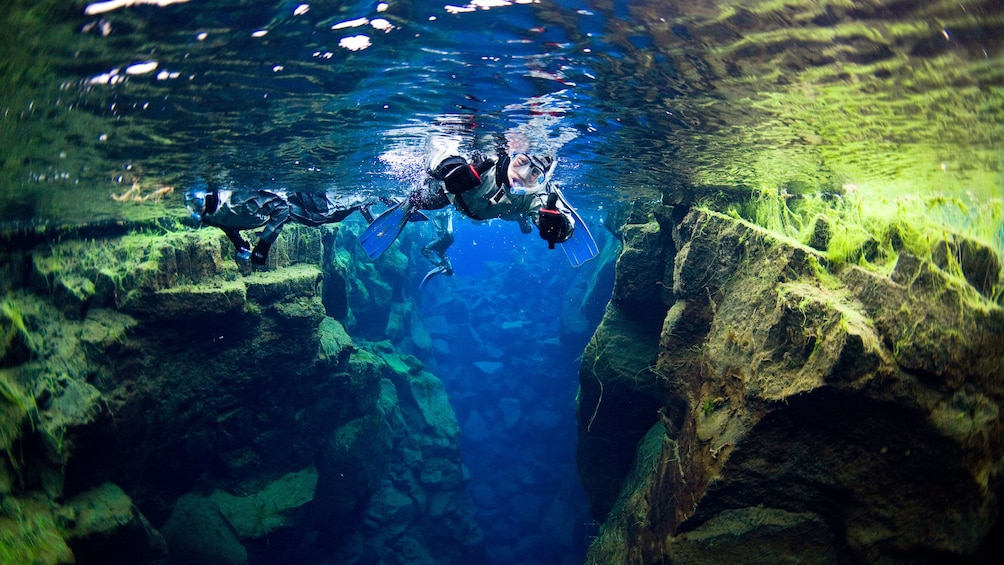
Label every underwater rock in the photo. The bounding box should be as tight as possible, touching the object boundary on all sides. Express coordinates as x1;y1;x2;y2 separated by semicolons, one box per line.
806;214;832;252
431;338;450;355
210;467;319;539
577;304;665;518
160;494;248;565
463;409;489;442
243;264;321;305
62;482;167;564
41;272;95;320
317;316;354;366
78;308;137;360
315;413;394;526
37;377;104;475
669;506;837;564
423;315;451;336
321;243;350;320
2;225;484;565
612;217;672;323
498;397;521;428
0;493;75;564
362;481;416;536
1;296;36;367
405;370;461;439
322;347;483;565
120;281;248;318
931;236;1003;299
410;315;433;351
473;361;503;375
579;207;1004;563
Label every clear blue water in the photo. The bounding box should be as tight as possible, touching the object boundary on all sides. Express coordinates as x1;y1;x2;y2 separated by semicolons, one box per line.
6;1;624;562
2;0;645;224
405;219;613;564
2;0;1002;563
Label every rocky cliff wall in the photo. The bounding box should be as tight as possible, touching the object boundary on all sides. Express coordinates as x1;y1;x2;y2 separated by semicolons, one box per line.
578;204;1004;563
0;223;483;564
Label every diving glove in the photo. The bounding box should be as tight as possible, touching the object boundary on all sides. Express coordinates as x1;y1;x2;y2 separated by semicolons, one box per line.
537;193;573;249
434;156;482;194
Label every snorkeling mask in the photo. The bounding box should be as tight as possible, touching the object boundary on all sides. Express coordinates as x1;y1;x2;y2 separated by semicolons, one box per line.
184;188;207;221
509;153;555;194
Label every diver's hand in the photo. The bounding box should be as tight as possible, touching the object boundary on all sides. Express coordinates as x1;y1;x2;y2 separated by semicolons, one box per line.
235;247;252;263
434;156;481;194
537;193;573;249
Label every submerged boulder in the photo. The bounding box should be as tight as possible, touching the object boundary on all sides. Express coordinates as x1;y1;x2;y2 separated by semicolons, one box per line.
210;467;319;539
160;494;247;565
579;207;1004;563
63;482;167;564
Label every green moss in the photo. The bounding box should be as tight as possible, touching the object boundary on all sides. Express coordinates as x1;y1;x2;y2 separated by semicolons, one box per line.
725;187;1003;301
0;496;73;564
806;255;841;291
1;299;36;355
701;398;715;418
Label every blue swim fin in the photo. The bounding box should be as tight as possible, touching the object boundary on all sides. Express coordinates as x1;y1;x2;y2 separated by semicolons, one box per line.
358;200;427;259
553;188;599;268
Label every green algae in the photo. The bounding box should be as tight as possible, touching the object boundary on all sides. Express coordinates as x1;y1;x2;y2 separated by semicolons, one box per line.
210;467;319;539
1;299;37;358
0;495;73;565
588;0;1002;226
723;187;1003;304
0;374;36;486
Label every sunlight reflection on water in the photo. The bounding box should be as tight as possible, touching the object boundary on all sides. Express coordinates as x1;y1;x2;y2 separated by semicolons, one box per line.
0;0;1000;244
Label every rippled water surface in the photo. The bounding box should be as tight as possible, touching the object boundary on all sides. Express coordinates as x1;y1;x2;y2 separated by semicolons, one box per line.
2;0;1002;232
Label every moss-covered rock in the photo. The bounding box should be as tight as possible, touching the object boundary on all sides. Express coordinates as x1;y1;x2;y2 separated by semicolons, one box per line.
580;207;1004;564
318;316;355;366
1;223;484;564
314;413;394;527
210;467;319;539
0;493;74;565
62;482;166;563
159;494;248;565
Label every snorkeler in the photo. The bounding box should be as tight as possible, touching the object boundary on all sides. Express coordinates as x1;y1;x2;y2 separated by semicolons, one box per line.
359;147;598;267
184;188;376;265
420;210;455;289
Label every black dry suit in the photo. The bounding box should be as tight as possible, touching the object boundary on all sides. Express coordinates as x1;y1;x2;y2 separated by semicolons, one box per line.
199;189;370;264
419;150;574;246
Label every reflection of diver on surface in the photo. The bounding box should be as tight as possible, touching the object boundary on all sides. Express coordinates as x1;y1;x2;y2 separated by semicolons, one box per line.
184;188;376;265
420;211;454;289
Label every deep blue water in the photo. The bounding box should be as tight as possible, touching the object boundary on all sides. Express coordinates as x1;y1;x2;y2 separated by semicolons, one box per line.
397;216;615;564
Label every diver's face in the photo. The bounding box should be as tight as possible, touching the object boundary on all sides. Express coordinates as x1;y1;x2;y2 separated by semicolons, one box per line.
508;153;546;191
184;190;207;221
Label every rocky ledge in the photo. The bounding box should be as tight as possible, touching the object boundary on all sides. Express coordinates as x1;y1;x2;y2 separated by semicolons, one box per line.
578;205;1003;563
1;224;483;564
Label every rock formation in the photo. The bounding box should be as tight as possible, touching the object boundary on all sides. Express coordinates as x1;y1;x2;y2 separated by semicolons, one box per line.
578;203;1004;563
0;223;483;564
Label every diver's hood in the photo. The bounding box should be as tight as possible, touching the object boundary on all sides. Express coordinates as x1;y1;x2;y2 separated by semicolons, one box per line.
184;189;207;221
